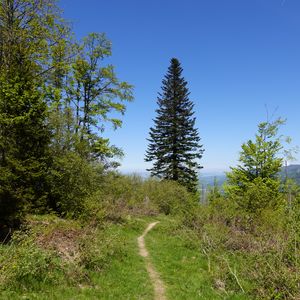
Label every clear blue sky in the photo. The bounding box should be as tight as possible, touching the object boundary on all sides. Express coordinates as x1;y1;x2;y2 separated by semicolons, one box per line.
60;0;300;173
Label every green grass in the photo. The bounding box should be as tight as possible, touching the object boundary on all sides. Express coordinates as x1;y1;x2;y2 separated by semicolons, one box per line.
0;215;253;300
0;218;153;300
145;217;249;300
90;220;154;300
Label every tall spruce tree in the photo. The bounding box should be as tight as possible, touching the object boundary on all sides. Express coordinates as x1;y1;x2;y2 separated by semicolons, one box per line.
145;58;204;192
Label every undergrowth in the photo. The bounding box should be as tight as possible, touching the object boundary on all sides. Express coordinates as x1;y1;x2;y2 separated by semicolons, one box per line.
180;197;300;299
0;173;299;299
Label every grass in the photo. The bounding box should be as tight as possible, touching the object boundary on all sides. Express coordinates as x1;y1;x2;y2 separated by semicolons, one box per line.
0;216;258;300
0;217;153;300
145;216;249;300
90;219;154;300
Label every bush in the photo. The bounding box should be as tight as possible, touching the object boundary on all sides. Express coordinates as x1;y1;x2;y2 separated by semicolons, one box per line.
79;224;125;271
0;231;64;291
81;174;197;223
0;214;127;293
225;177;285;214
48;152;101;217
182;193;300;299
140;178;197;215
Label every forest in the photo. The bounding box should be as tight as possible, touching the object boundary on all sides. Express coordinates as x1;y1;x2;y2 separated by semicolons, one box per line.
0;1;299;299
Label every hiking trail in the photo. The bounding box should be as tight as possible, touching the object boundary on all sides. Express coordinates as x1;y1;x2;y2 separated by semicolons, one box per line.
137;222;167;300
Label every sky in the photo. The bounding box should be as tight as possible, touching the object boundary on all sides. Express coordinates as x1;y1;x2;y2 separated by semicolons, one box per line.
60;0;300;174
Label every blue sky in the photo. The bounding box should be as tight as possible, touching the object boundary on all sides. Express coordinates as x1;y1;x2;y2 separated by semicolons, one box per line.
60;0;300;173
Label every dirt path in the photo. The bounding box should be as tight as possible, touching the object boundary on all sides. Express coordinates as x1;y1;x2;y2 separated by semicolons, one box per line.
137;222;167;300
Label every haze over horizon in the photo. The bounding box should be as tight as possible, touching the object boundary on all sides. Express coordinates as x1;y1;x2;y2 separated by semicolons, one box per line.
60;0;300;173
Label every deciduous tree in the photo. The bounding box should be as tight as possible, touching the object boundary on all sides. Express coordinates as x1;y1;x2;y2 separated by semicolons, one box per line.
226;119;286;212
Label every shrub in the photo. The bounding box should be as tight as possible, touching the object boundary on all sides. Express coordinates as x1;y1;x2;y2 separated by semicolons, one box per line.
225;177;285;214
48;152;101;217
141;179;197;215
182;192;300;299
81;174;197;223
0;232;64;291
79;224;125;271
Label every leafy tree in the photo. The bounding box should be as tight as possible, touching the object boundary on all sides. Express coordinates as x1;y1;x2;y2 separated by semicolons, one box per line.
46;30;75;155
0;1;134;223
65;33;133;161
48;152;99;217
145;58;204;192
226;119;286;213
46;33;133;212
0;0;69;77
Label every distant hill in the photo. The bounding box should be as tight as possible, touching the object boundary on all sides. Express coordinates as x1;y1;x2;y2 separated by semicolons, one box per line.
280;164;300;185
121;165;300;187
199;165;300;188
199;172;227;187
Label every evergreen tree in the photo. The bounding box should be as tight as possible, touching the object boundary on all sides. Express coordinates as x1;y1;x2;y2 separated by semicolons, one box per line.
0;73;50;226
0;0;64;226
145;58;204;192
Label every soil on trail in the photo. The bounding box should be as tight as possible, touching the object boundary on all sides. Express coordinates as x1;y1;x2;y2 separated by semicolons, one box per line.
137;222;167;300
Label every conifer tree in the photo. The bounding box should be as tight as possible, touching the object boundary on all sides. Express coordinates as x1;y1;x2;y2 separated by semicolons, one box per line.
0;0;64;226
145;58;204;192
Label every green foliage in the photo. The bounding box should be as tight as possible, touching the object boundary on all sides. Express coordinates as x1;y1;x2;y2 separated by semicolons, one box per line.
47;152;101;217
0;232;63;291
226;119;286;213
0;0;68;75
226;177;285;214
0;1;133;224
231;119;284;180
0;0;72;226
145;58;204;193
79;224;125;271
0;74;50;226
179;195;300;299
81;174;197;224
47;31;133;173
143;179;197;215
65;32;133;160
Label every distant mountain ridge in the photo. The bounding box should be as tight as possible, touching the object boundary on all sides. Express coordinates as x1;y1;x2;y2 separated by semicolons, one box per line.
120;165;300;187
199;164;300;187
199;172;227;187
280;164;300;185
